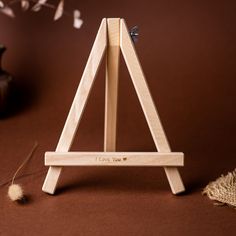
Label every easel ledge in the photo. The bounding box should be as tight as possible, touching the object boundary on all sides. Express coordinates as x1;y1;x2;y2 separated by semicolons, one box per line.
45;152;184;167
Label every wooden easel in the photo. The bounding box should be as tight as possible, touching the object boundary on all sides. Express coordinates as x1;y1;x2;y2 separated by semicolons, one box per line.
42;18;185;195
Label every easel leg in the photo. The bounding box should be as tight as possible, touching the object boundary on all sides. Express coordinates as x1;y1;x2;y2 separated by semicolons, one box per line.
42;19;107;194
120;19;185;194
104;19;120;151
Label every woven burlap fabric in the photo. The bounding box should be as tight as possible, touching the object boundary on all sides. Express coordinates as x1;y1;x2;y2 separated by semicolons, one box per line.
203;169;236;207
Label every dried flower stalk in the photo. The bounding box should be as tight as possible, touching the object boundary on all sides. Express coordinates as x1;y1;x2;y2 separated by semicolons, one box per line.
0;0;83;29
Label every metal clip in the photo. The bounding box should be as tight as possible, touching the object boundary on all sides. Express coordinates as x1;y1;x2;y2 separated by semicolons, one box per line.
129;26;139;43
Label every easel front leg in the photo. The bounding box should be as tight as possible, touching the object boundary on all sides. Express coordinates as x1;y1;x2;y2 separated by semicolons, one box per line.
120;19;185;194
42;19;107;194
104;19;120;151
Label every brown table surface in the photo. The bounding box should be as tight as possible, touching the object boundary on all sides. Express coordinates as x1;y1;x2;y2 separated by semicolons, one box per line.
0;0;236;235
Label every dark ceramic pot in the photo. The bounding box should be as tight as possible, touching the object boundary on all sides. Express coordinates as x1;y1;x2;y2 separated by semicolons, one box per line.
0;45;13;115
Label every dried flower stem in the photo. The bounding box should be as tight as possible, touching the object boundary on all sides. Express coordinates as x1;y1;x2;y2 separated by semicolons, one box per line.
11;141;38;185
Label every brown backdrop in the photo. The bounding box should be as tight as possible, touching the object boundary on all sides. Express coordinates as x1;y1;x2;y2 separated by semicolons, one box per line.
0;0;236;235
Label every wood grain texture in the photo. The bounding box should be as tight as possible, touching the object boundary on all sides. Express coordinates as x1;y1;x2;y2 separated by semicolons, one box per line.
45;152;184;166
120;19;185;194
42;19;107;194
104;18;120;151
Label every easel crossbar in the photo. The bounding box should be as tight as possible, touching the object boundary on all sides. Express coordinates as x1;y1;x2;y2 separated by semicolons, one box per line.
45;152;184;167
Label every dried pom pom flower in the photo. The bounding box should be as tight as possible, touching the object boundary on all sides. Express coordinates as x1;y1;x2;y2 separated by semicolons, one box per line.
7;142;38;203
8;184;24;201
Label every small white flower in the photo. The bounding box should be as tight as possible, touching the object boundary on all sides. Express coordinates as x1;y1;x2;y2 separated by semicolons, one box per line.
73;10;83;29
